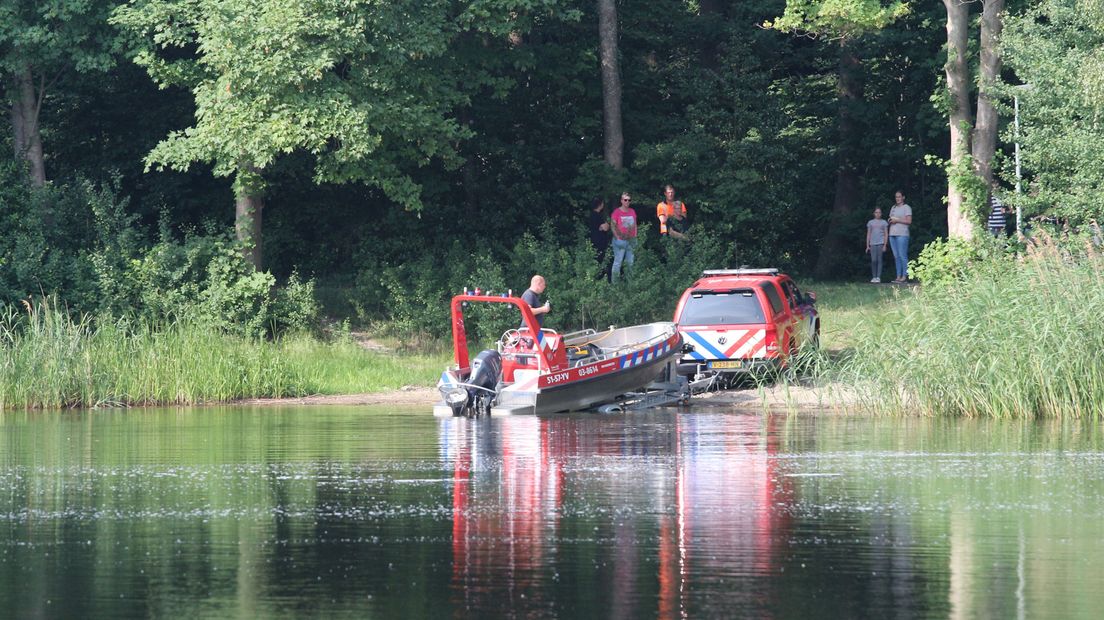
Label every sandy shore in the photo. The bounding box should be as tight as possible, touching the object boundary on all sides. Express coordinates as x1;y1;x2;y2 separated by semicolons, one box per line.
237;381;858;411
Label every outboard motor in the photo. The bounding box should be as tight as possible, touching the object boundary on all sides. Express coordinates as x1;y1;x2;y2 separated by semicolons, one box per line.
445;349;502;417
467;349;502;417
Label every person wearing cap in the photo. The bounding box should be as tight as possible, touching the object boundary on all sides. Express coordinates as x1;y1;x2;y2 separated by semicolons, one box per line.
656;184;689;241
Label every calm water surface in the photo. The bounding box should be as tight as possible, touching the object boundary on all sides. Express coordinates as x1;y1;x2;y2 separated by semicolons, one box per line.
1;406;1103;618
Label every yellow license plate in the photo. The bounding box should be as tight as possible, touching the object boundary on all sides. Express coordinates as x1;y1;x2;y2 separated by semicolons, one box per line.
709;360;743;369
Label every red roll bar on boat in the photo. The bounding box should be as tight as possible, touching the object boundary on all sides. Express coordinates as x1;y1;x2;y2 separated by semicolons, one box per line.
449;294;556;372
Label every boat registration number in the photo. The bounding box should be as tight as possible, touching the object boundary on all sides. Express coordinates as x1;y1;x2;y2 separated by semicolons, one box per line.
546;371;571;384
710;360;743;369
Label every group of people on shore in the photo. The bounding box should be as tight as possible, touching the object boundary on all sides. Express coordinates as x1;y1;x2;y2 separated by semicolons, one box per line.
588;184;917;285
589;184;691;282
866;190;1018;284
865;191;913;283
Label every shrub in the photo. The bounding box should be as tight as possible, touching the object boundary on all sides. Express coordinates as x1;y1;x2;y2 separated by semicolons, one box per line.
355;222;738;343
911;233;1017;287
844;235;1104;417
102;230;318;337
0;169;103;309
0;171;317;337
910;237;982;286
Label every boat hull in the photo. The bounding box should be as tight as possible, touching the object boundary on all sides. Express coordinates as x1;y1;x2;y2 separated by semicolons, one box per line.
435;324;681;416
527;345;678;413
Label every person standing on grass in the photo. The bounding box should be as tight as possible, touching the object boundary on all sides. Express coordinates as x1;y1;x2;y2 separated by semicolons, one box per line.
664;201;690;242
656;184;689;240
610;192;637;282
866;207;889;283
987;195;1009;237
887;190;912;283
588;197;612;280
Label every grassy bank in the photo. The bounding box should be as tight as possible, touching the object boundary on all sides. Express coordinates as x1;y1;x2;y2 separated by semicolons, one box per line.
9;242;1104;417
0;305;448;410
812;242;1104;418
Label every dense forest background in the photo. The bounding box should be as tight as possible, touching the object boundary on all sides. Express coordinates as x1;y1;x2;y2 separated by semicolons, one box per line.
1;0;1097;336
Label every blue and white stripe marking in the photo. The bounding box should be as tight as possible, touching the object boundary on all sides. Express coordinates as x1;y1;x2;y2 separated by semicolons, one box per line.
682;331;725;361
619;341;671;369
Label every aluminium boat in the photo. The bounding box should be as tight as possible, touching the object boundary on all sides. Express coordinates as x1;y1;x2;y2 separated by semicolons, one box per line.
434;292;682;416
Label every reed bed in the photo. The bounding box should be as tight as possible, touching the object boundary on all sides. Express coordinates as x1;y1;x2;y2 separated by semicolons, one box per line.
0;302;446;410
835;238;1104;418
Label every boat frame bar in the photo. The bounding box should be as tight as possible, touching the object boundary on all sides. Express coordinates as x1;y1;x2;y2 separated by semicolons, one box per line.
450;294;555;372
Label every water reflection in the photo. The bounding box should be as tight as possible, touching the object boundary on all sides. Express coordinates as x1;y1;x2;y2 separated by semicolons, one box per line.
438;412;1104;618
440;413;796;617
1;408;1102;618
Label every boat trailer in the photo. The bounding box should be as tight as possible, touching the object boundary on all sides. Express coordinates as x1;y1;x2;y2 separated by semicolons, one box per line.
594;356;718;413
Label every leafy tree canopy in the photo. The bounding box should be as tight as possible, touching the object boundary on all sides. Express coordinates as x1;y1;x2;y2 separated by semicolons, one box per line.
765;0;910;38
0;0;117;75
111;0;563;205
1002;0;1104;225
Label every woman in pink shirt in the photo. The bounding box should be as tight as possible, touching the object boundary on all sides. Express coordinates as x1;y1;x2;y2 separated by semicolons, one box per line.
610;192;637;282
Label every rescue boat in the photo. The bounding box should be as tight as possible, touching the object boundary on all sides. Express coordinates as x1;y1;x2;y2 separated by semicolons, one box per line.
434;292;682;416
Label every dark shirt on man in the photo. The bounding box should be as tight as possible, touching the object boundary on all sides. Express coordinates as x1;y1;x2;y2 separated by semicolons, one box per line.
588;210;610;252
521;288;543;328
665;214;688;238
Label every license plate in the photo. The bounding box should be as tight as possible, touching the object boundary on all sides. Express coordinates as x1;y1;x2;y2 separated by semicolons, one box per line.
709;360;743;369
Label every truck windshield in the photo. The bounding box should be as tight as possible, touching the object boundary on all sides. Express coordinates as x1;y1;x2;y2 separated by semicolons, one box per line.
678;290;765;325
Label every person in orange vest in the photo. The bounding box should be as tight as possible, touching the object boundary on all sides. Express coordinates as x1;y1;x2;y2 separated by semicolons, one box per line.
656;184;689;241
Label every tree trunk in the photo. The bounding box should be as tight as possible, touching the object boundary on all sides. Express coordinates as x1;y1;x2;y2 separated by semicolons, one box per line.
944;0;973;239
9;65;46;187
234;166;265;270
971;0;1004;193
814;40;863;279
597;0;623;170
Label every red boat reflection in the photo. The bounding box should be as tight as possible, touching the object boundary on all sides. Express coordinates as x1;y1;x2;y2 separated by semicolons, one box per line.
441;413;794;616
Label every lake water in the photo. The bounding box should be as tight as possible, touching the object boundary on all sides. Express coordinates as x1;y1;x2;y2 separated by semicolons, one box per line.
1;406;1102;618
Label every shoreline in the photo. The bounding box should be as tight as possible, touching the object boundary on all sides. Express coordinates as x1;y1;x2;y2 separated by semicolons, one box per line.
234;381;859;411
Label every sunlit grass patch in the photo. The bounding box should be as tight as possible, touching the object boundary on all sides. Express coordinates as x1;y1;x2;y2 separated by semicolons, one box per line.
0;301;447;410
820;240;1104;418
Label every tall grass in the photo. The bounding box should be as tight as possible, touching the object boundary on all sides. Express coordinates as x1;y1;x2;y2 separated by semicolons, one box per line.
834;237;1104;417
0;302;447;410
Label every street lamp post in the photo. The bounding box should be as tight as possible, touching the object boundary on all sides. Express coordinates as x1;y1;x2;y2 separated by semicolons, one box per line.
1012;84;1032;235
1014;93;1022;234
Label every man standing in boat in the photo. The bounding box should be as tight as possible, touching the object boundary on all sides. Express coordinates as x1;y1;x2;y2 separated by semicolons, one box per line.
521;275;551;327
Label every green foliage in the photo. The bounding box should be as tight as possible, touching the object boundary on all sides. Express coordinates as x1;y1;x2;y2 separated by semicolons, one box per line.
112;0;564;209
0;168;104;309
840;236;1104;417
355;223;737;345
0;170;316;336
911;233;1019;287
0;0;117;74
94;230;319;337
910;237;980;286
942;149;991;225
1001;0;1104;225
0;298;445;409
766;0;910;38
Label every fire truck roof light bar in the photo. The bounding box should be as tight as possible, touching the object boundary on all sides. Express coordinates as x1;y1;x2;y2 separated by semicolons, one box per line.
701;268;780;276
